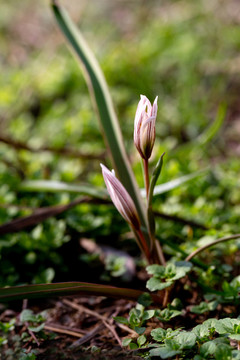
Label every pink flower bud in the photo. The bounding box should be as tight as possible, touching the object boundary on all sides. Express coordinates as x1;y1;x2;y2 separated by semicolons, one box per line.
100;164;141;230
134;95;158;160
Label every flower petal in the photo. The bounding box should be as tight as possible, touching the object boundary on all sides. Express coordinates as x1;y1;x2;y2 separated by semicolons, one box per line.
100;164;141;230
133;95;158;160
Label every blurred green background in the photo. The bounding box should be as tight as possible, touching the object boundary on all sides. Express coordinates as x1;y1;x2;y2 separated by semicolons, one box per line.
1;0;240;287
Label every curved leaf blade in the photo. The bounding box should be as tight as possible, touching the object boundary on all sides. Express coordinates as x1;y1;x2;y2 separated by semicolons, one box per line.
20;180;108;200
0;282;161;303
141;170;206;198
51;3;147;228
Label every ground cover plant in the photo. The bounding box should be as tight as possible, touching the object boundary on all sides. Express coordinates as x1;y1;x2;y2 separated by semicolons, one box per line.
1;0;240;359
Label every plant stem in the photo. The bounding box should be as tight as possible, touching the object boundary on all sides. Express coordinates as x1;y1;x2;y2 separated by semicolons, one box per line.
146;206;166;265
136;228;152;264
185;234;240;262
143;156;166;265
162;287;170;308
154;239;166;266
143;159;150;200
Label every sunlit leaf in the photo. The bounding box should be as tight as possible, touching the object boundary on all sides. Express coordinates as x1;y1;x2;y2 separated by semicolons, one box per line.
20;180;108;200
51;2;148;230
141;170;206;198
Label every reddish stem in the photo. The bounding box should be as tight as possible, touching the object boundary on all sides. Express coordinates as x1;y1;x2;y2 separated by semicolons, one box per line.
143;159;149;200
137;228;151;264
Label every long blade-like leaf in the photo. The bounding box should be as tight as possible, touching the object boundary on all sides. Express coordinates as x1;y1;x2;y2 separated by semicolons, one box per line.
148;153;165;205
173;103;226;157
197;103;226;146
0;282;161;303
141;170;206;197
20;180;108;200
20;171;205;199
51;3;147;229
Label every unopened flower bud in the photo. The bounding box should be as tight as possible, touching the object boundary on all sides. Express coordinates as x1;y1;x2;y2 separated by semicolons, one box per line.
100;164;141;230
134;95;158;160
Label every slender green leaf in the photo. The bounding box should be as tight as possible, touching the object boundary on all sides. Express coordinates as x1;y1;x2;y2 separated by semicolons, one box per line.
0;282;161;303
148;153;165;206
22;171;204;201
51;3;147;230
173;103;226;156
20;180;108;200
197;103;226;146
141;170;206;197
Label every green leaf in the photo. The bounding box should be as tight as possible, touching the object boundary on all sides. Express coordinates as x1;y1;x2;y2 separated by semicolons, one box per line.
0;319;15;333
200;340;217;357
0;282;147;302
146;262;192;288
91;346;101;354
137;335;147;346
122;338;132;347
146;278;172;292
215;344;232;360
173;103;226;157
171;298;183;310
129;342;138;350
175;331;196;349
216;318;240;334
197;103;226;147
141;170;206;197
148;153;165;206
175;261;193;271
149;346;181;359
192;318;219;338
230;275;240;289
137;292;153;307
20;180;108;200
142;310;155;321
191;301;218;314
20;309;46;332
134;327;146;335
169;269;186;281
221;281;239;300
19;352;37;360
164;263;177;279
146;264;165;277
232;350;240;359
200;338;229;358
229;334;240;341
0;337;8;346
151;328;166;342
28;323;45;333
20;310;37;323
129;308;142;327
51;2;148;233
165;329;182;339
113;316;129;325
156;308;182;322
